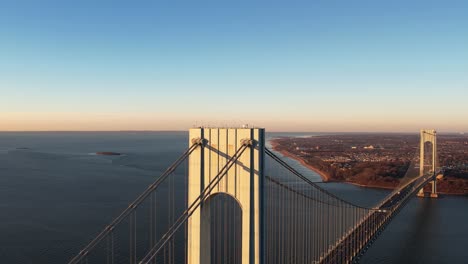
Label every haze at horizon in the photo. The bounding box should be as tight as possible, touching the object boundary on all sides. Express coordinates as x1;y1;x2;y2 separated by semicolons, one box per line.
1;0;467;132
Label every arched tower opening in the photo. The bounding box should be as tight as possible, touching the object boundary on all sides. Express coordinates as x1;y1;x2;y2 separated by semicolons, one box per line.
422;141;435;175
200;193;242;264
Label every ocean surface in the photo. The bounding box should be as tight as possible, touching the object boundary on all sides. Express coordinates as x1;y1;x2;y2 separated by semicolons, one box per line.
0;132;466;263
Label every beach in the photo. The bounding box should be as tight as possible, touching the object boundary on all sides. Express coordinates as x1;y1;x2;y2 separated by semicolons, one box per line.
269;138;467;195
269;139;331;182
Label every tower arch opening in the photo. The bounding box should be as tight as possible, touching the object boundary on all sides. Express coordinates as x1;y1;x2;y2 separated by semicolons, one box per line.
201;193;242;264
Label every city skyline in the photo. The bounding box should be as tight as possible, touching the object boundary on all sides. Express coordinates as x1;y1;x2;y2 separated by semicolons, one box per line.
1;1;467;132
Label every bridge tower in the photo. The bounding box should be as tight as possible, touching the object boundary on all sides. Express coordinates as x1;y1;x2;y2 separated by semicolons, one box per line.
187;127;265;264
418;129;438;198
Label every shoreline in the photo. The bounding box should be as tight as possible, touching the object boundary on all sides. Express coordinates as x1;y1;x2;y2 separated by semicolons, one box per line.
272;146;395;190
270;139;331;182
344;181;396;190
269;139;467;196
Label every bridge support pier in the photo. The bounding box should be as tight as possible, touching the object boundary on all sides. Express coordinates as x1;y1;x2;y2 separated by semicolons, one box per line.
430;180;438;198
417;179;438;198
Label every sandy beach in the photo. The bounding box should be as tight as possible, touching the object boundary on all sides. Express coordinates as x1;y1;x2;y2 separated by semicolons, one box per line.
269;139;468;195
270;138;398;190
269;139;331;182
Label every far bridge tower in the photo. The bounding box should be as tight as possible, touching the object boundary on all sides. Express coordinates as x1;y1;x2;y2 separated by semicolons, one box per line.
417;129;438;198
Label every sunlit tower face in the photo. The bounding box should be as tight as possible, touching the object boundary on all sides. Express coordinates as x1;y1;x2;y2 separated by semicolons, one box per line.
419;129;438;176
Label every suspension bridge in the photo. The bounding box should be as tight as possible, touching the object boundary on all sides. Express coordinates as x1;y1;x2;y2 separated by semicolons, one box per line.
68;128;441;264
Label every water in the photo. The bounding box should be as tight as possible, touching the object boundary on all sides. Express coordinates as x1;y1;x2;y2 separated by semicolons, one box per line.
0;132;466;263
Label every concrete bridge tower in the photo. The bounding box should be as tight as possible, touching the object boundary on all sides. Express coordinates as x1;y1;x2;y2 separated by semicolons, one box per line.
418;129;438;198
187;127;265;264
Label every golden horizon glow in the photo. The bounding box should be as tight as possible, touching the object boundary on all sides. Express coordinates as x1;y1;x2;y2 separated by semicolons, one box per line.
1;112;467;133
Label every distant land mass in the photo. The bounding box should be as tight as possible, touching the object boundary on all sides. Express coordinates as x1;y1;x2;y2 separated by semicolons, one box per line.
95;152;122;156
271;134;468;196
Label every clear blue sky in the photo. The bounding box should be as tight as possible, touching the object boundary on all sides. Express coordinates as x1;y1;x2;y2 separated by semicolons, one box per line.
1;0;467;132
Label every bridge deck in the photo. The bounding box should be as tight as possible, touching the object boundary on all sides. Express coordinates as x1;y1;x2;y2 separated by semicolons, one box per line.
320;173;437;263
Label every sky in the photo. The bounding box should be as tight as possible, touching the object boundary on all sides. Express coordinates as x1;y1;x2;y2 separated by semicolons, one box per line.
1;0;467;132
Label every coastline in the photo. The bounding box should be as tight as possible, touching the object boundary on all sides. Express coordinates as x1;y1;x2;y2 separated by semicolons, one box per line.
269;139;468;195
344;181;396;190
269;139;331;182
270;144;395;190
